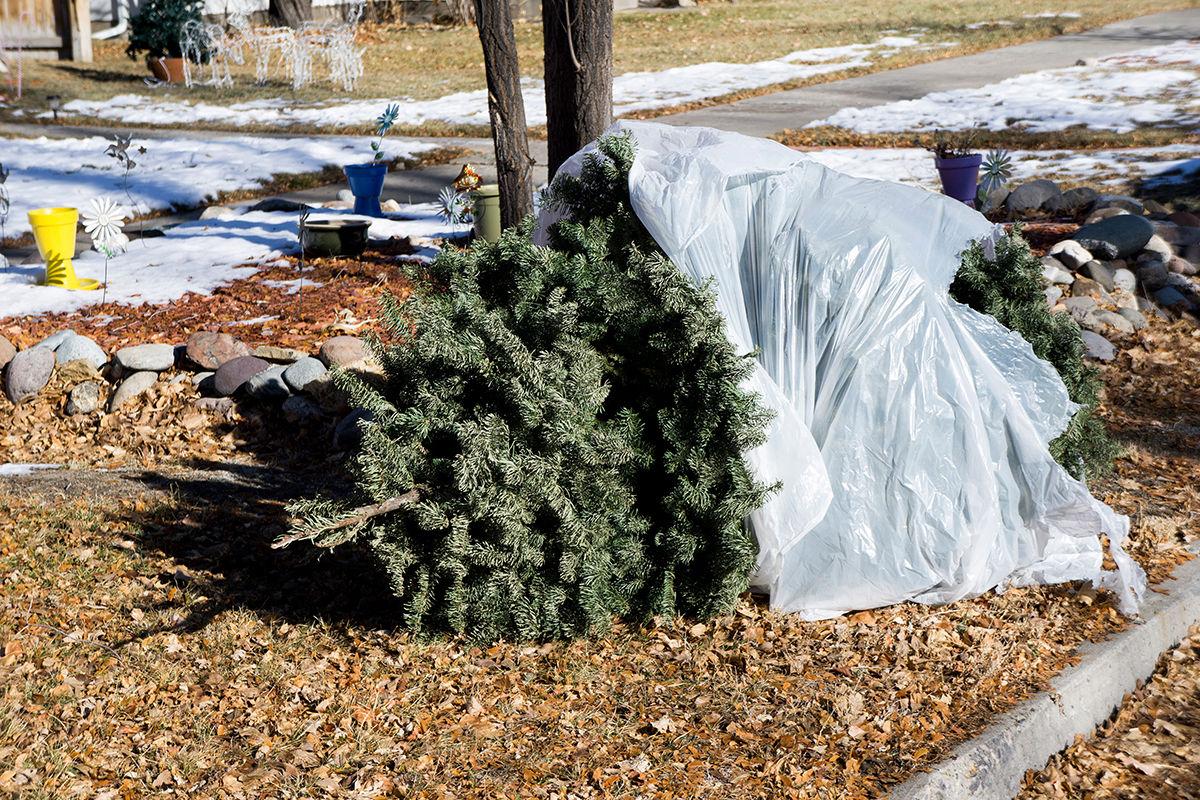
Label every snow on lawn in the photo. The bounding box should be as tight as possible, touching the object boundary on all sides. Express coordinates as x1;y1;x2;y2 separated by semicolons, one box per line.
51;31;957;131
803;144;1200;191
811;39;1200;134
0;205;468;319
0;134;437;237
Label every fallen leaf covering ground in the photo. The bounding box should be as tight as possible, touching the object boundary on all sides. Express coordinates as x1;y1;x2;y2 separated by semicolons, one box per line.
1;311;1198;796
1021;624;1200;799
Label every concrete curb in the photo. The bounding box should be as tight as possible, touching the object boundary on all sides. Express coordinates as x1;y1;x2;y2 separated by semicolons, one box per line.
893;552;1200;800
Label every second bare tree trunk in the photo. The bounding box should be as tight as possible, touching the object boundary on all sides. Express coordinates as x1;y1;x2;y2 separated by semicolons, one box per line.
474;0;534;228
542;0;613;177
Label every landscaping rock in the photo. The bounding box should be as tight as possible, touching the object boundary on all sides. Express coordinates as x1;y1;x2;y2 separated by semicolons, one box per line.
252;345;305;363
380;198;402;213
1045;286;1063;308
1006;180;1060;216
212;355;270;396
1143;198;1170;218
333;408;375;451
1136;261;1170;292
1168;255;1197;276
1117;308;1149;330
1084;207;1128;225
1081;261;1115;291
1080;330;1115;361
980;186;1009;215
1112;267;1137;294
0;335;15;371
249;197;309;213
1048;186;1098;217
1071;214;1154;259
1142;234;1174;258
1168;211;1200;228
195;396;236;417
109;371;158;411
191;371;214;386
1154;286;1189;310
33;329;75;351
66;381;102;415
199;206;236;220
282;395;323;423
1063;296;1096;324
1048;240;1092;270
1040;257;1075;285
319;336;369;368
1070;277;1110;303
1137;296;1170;321
114;343;176;373
283;357;327;393
245;364;291;401
4;347;55;404
54;335;107;369
1094;195;1144;215
186;331;251;370
1086;309;1135;335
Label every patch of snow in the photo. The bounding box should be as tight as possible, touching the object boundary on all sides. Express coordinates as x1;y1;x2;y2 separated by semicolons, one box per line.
1022;11;1081;18
225;315;279;327
261;277;324;294
0;134;438;237
0;463;59;476
0;204;469;319
811;40;1200;134
52;30;958;130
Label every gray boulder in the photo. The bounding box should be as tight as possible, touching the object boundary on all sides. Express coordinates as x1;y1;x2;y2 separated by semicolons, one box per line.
283;356;328;393
66;381;102;415
1085;309;1135;335
1048;240;1092;270
1142;234;1174;258
1048;186;1098;217
1136;261;1170;292
1045;285;1063;308
114;343;176;373
1080;330;1115;361
1071;214;1155;259
33;329;75;351
1063;296;1097;323
1005;180;1061;216
1084;207;1128;225
54;335;107;369
212;355;271;396
1094;195;1144;215
1154;286;1189;309
4;347;55;403
245;364;291;401
1168;255;1197;276
1117;308;1149;330
109;371;158;411
1081;261;1115;291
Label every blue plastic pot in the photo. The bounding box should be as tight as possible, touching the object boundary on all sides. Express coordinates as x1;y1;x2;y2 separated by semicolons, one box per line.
343;162;388;217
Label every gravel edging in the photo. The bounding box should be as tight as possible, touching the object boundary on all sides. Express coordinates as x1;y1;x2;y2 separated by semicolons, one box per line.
893;550;1200;800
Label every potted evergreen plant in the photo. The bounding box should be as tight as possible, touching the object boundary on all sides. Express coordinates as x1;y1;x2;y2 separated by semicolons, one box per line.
925;129;983;206
344;104;400;217
126;0;203;84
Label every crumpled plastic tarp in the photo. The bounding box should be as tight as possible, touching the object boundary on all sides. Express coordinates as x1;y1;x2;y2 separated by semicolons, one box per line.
540;121;1146;619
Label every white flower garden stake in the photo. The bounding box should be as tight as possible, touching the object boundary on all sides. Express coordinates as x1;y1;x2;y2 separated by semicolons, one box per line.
82;196;128;304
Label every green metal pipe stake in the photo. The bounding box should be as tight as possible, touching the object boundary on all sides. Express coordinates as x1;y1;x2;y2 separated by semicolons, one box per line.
472;184;502;243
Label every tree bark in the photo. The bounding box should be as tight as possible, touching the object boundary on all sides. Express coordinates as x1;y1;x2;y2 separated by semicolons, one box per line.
542;0;613;177
474;0;534;228
269;0;312;29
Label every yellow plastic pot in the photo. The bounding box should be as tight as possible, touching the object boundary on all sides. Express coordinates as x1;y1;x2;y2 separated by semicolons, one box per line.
28;207;99;291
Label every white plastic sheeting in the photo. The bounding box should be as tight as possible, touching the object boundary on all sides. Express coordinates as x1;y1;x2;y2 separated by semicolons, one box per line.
543;122;1145;619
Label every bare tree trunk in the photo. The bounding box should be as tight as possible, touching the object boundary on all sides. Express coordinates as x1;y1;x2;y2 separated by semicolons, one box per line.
542;0;613;177
474;0;534;228
269;0;312;29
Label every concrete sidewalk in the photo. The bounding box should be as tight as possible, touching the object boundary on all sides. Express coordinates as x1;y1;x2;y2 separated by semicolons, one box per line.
661;8;1200;137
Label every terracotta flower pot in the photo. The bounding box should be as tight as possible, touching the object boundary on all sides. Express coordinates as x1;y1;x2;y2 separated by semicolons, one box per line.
147;56;187;84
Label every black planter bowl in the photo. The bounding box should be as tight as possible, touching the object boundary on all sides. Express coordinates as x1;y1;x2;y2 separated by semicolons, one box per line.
300;218;372;258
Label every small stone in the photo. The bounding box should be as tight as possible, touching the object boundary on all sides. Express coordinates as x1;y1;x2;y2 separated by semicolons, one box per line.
33;329;75;351
1094;194;1144;215
195;396;236;416
1044;285;1063;308
249;197;309;213
114;343;176;373
1154;286;1189;309
252;345;306;363
1080;330;1115;361
1048;186;1098;217
186;331;251;370
65;381;102;415
1063;296;1097;323
199;206;236;220
1086;309;1135;335
282;395;323;423
1048;240;1092;270
1137;296;1170;321
380;198;402;213
191;371;214;386
980;186;1009;215
109;371;158;411
1070;277;1105;300
1142;234;1174;258
4;347;55;403
319;336;369;368
1136;261;1170;292
1084;207;1129;225
1111;289;1139;311
54;335;107;369
1005;180;1061;216
1081;261;1114;291
283;356;328;393
1168;255;1197;276
212;355;270;397
1111;268;1137;293
0;335;16;371
1071;214;1155;259
1117;308;1149;330
1168;211;1200;228
245;364;291;401
1041;257;1075;285
333;408;375;451
1143;198;1170;218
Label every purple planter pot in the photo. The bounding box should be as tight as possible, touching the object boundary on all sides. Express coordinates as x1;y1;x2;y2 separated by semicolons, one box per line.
934;154;983;206
343;162;388;217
